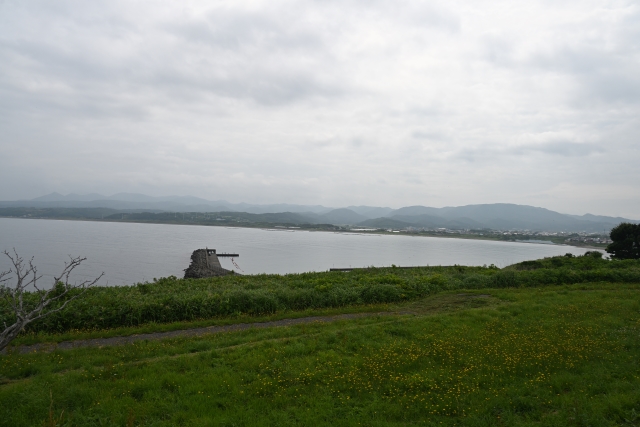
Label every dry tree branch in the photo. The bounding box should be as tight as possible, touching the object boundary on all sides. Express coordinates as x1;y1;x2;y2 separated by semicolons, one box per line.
0;249;103;351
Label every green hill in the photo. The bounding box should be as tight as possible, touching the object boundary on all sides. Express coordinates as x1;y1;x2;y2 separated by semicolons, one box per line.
2;254;640;426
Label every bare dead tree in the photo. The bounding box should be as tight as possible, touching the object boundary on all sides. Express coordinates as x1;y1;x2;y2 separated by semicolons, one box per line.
0;250;103;351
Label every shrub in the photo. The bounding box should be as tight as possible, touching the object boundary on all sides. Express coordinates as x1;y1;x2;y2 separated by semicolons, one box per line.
1;257;639;335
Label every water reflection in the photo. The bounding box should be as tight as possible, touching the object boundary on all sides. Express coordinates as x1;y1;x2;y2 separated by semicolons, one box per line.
0;218;591;287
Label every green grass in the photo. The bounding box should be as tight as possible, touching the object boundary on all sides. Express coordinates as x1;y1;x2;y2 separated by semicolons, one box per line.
1;284;640;426
9;303;397;347
3;253;639;336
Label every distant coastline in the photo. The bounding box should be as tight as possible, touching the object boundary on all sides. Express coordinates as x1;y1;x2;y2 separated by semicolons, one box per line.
0;214;607;250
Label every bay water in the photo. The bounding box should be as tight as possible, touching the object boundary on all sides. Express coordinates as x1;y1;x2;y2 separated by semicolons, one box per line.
0;218;592;287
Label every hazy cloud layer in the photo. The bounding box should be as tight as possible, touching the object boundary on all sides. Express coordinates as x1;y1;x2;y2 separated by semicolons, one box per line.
0;0;638;217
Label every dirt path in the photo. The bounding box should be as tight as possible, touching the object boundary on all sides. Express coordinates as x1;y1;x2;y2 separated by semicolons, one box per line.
8;312;410;355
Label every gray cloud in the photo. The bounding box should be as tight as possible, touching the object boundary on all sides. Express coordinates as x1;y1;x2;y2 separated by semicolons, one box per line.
529;47;640;106
453;140;605;163
512;142;605;157
0;0;639;217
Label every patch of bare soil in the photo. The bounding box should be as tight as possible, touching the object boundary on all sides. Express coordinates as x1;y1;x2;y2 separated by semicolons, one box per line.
6;293;498;355
8;313;401;355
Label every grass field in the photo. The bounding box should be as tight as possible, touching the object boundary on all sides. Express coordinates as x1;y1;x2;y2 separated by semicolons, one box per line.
3;252;639;337
1;281;639;426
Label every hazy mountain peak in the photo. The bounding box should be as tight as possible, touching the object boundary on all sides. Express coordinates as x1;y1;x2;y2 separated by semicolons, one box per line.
8;193;638;230
31;192;65;201
346;205;394;219
320;208;367;224
32;192;107;202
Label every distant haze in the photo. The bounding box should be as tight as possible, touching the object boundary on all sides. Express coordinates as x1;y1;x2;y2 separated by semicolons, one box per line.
0;1;639;218
2;192;638;232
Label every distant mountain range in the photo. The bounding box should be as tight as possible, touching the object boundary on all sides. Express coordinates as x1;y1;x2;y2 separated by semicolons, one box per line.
4;192;333;214
1;193;638;233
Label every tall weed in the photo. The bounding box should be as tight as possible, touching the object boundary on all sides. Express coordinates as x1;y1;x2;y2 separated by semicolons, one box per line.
1;255;639;334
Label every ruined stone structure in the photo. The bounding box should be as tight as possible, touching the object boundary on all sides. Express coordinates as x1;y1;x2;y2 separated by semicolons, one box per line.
183;248;239;279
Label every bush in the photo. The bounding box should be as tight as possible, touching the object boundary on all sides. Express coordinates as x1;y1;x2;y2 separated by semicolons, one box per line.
607;223;640;260
1;256;639;335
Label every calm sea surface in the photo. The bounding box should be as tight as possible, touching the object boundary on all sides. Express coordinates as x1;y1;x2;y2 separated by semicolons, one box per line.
0;218;593;287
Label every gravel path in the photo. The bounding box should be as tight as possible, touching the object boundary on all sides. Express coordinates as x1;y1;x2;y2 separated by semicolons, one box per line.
8;312;409;355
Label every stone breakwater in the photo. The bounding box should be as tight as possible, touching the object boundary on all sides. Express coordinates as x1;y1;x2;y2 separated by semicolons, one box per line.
183;249;232;279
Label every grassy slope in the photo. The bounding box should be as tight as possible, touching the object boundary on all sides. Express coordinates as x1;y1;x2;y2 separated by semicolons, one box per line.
1;284;640;426
3;254;639;337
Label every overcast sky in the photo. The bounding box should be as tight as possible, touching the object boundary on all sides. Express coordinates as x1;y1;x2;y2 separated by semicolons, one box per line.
1;0;639;217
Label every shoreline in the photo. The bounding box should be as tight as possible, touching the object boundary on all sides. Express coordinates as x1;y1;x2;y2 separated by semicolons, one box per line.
0;215;607;251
